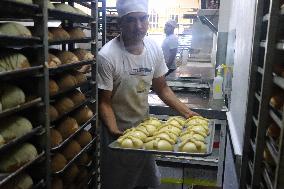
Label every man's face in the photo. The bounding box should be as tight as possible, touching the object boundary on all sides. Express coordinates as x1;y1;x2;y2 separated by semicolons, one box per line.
120;12;149;42
164;24;174;35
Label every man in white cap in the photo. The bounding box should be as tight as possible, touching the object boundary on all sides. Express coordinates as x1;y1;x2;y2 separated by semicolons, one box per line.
162;19;179;76
98;0;198;188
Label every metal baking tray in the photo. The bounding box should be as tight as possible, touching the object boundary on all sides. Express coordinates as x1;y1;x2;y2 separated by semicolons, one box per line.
48;9;93;23
48;59;94;74
109;120;215;157
166;81;210;89
0;97;42;119
0;35;41;48
0;66;43;80
49;37;92;45
50;81;89;99
0;1;40;19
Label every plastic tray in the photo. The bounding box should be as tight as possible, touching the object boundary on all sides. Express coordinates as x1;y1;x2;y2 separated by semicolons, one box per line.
109;120;215;157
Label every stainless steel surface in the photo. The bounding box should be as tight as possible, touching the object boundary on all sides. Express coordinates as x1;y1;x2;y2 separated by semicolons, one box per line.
109;120;215;157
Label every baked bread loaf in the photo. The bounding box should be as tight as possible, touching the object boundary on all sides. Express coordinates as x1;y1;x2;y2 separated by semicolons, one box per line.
267;122;280;139
63;164;79;183
1;173;33;189
51;177;63;189
57;74;77;90
54;97;74;115
49;105;59;122
48;31;54;41
71;71;87;84
69;90;86;105
62;140;81;160
0;143;38;172
49;27;70;41
67;28;86;39
77;152;91;165
50;129;63;148
0;53;30;73
57;117;79;139
75;167;88;184
0;84;25;111
48;54;62;68
73;106;93;125
0;116;33;144
75;131;92;147
74;7;88;15
54;3;77;14
49;79;59;96
0;22;32;37
270;94;284;111
53;51;79;65
71;49;94;61
51;153;67;173
0;135;4;147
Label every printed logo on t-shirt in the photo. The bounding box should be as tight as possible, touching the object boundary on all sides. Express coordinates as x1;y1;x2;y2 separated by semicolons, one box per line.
129;67;152;76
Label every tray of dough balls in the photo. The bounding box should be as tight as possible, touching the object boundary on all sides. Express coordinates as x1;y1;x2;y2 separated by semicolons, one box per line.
109;116;215;157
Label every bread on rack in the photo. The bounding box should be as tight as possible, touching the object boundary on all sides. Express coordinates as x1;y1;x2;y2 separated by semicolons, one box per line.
71;71;87;84
0;83;26;111
57;117;79;139
51;153;67;173
49;27;70;41
54;3;78;14
74;7;88;15
56;74;77;90
49;105;59;122
51;177;63;189
1;173;34;189
69;90;86;105
33;0;55;9
51;50;79;65
0;143;38;172
73;106;94;125
10;0;33;4
0;22;32;37
270;93;284;111
71;49;94;61
0;135;4;147
63;164;79;183
77;152;91;165
48;53;62;68
75;130;92;147
0;53;31;73
75;167;89;184
62;140;82;161
50;128;63;148
49;79;59;96
0;116;33;144
67;28;86;39
53;97;74;115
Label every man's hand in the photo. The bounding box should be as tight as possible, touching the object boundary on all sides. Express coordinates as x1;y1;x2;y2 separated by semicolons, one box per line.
185;110;200;119
110;128;123;137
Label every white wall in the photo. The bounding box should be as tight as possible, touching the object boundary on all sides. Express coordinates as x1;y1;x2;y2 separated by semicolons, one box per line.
226;0;257;155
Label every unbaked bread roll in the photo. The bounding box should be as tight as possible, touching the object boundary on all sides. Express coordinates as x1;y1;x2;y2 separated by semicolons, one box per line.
0;143;38;172
71;49;94;61
54;3;78;14
75;130;92;147
62;140;81;161
0;53;30;73
53;51;79;65
0;84;25;111
10;0;33;4
57;117;79;139
69;90;86;105
1;173;33;189
73;106;94;125
51;153;67;173
50;128;63;148
71;71;87;84
49;105;59;122
57;74;77;90
0;22;32;37
0;116;33;143
49;27;70;41
48;54;61;68
49;79;59;96
63;164;79;183
54;97;74;115
67;28;86;39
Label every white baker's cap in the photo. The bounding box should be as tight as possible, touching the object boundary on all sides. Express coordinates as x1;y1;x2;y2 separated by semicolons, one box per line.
116;0;149;17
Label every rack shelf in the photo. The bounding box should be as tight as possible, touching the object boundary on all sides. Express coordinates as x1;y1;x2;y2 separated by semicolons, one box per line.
269;109;282;129
0;66;44;80
48;9;94;23
48;59;94;74
0;35;41;48
273;75;284;90
49;37;92;45
0;1;40;19
50;81;89;99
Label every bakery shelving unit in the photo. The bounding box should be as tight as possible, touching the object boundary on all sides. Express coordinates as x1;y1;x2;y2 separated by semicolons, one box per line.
240;0;284;188
0;0;49;189
48;0;99;189
105;7;119;43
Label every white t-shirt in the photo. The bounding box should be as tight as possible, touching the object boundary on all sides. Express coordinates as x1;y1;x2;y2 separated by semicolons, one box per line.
161;34;179;69
98;36;168;91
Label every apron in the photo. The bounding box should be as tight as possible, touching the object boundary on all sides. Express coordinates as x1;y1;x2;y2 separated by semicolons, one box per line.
100;37;161;189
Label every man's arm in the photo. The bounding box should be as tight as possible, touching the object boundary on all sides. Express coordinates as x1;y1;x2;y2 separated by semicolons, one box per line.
152;76;199;118
98;89;123;136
